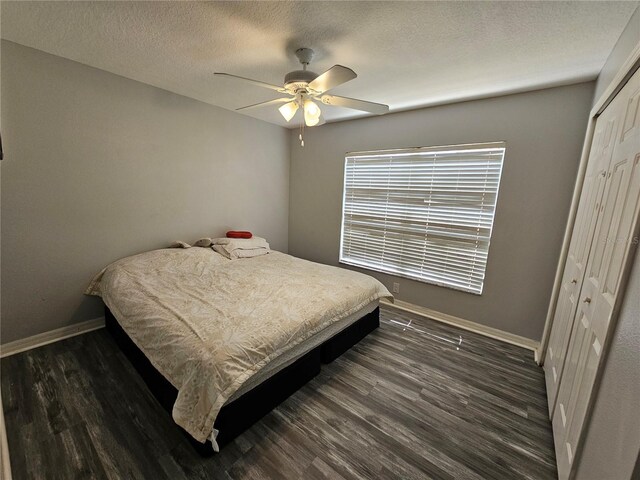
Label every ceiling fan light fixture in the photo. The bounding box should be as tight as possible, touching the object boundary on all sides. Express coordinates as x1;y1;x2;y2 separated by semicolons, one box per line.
278;101;299;122
304;99;321;118
303;99;321;126
304;115;320;127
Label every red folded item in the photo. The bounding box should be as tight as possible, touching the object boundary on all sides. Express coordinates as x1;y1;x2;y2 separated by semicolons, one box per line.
226;231;253;239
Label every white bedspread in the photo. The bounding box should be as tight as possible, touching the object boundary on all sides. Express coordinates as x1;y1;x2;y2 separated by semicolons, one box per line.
86;248;391;444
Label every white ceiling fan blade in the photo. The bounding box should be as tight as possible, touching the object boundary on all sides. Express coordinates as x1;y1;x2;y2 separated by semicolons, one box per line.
308;65;357;94
236;98;292;111
215;73;285;92
320;94;389;115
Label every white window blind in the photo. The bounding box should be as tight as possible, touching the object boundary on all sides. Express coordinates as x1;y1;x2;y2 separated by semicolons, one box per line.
339;142;505;295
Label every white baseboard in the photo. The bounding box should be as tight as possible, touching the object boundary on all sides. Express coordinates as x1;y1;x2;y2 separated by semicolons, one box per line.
0;317;105;358
381;299;539;354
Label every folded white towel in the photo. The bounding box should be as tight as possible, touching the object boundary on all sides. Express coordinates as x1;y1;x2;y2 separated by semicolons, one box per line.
212;236;269;250
213;245;270;260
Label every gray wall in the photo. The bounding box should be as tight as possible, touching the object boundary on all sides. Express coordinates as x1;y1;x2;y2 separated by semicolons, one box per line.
289;83;595;341
593;6;639;103
574;13;640;479
1;41;290;344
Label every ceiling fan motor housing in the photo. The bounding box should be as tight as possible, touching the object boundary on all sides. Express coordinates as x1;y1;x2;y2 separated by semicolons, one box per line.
284;69;318;92
285;48;318;93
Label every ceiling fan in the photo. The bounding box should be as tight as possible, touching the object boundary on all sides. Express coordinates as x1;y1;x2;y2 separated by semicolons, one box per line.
215;48;389;129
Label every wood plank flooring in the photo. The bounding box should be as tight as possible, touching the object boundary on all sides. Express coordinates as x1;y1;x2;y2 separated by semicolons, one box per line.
2;306;557;479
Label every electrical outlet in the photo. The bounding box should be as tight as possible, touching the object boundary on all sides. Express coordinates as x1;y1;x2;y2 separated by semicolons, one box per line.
392;282;400;294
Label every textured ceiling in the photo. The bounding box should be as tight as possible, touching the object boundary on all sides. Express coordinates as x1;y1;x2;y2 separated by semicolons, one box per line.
1;1;637;128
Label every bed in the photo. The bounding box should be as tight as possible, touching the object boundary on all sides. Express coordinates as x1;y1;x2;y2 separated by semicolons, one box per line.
86;247;391;453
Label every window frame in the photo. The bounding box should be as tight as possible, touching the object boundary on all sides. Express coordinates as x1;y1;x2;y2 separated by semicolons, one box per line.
338;141;506;295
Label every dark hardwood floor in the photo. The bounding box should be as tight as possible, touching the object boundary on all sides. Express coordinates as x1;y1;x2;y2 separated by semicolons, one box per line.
2;306;557;479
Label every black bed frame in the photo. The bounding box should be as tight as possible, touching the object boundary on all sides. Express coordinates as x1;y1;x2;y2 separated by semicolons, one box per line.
104;306;380;455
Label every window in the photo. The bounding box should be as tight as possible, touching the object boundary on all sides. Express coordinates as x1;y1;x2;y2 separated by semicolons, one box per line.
339;142;505;295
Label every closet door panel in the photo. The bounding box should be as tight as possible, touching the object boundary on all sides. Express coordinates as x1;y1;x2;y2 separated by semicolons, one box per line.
552;68;640;480
544;103;619;415
588;158;630;282
553;305;594;476
546;277;574;393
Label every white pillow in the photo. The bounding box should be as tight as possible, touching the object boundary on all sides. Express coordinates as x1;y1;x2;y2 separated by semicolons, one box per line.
193;238;214;247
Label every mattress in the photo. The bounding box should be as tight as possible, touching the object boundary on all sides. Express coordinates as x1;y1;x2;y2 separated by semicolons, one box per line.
86;247;392;445
227;299;379;402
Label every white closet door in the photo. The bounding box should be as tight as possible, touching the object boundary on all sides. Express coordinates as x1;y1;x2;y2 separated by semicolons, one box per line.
553;67;640;480
544;91;620;416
